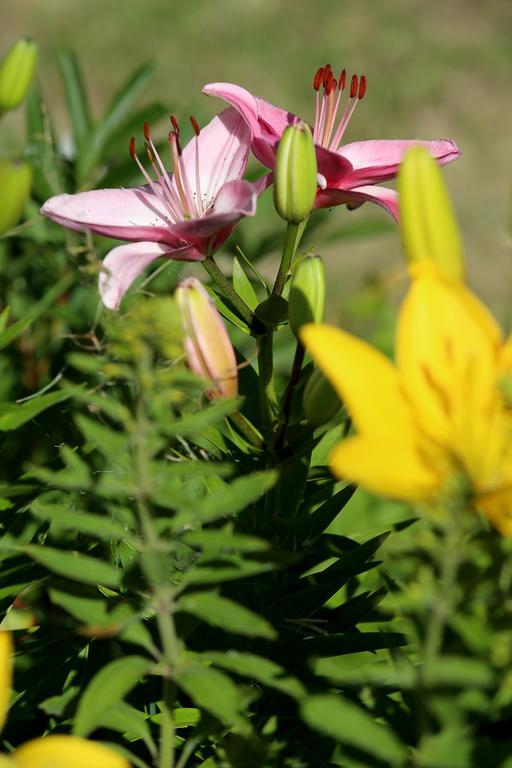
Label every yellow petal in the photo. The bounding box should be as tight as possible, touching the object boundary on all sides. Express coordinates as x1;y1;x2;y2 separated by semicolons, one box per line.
300;324;414;441
399;146;465;282
397;266;501;453
14;736;130;768
330;435;439;501
0;632;13;732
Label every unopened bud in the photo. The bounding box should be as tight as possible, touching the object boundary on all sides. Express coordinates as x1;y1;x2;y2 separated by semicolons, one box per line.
288;254;325;337
0;159;32;235
398;146;464;282
274;121;317;224
176;277;238;400
303;368;341;427
0;39;38;115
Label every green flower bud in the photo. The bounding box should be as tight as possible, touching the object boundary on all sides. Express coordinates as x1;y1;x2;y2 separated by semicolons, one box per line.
273;121;317;224
288;254;325;337
0;39;38;115
303;368;341;427
0;159;32;235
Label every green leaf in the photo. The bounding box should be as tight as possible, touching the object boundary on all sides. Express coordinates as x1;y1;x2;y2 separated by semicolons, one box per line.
208;651;304;699
173;471;277;528
74;656;149;737
206;287;250;334
289;631;406;661
163;399;240;438
182;530;269;553
30;498;132;540
57;49;92;154
177;592;276;640
175;663;250;734
232;257;259;310
25;82;65;198
0;273;74;352
416;726;473;768
102;702;156;756
0;389;71;431
78;63;154;183
23;545;121;587
301;694;407;764
75;413;130;459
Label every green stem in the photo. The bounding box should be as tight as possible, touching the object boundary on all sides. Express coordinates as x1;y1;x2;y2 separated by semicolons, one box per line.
134;364;179;768
274;342;305;453
272;219;307;297
202;256;254;327
258;331;278;429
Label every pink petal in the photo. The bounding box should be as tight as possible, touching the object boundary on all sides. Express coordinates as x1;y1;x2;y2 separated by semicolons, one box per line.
170;179;257;242
203;82;295;168
41;187;175;243
179;107;251;203
314;185;399;221
99;241;202;311
315;145;353;186
338;139;461;186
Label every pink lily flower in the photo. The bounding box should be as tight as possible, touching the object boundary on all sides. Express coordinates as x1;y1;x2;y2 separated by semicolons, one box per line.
41;108;260;310
203;66;461;221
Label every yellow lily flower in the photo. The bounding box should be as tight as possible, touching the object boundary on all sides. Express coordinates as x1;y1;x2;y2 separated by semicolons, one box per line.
301;262;512;535
0;632;129;767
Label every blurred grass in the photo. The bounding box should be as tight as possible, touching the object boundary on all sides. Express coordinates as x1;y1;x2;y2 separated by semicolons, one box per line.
1;0;512;317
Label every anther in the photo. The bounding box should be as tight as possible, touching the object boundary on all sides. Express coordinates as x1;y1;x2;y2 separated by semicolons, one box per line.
350;74;358;99
322;66;331;88
313;66;324;91
143;121;151;141
170;115;180;134
358;75;367;100
325;70;335;95
190;116;201;136
339;69;347;91
129;137;136;158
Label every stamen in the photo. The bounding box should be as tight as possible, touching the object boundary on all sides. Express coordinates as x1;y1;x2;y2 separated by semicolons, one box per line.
358;74;367;100
190;116;201;136
339;69;347;91
170;115;180;135
129;136;136;158
190;115;203;214
350;74;358;99
169;131;191;217
143;121;182;217
128;136;176;220
313;67;324;91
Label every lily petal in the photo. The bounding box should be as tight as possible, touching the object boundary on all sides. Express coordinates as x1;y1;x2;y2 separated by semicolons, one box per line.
14;735;129;768
179;107;251;203
170;179;257;242
99;241;201;310
397;264;501;448
203;82;295;167
300;323;414;441
338;139;461;187
314;184;399;221
0;632;12;732
331;435;437;500
41;187;173;243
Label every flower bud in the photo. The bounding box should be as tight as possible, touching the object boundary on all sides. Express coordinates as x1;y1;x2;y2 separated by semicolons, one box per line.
288;254;325;337
303;368;341;427
273;121;317;224
0;39;38;115
398;146;464;282
0;159;32;235
176;277;238;400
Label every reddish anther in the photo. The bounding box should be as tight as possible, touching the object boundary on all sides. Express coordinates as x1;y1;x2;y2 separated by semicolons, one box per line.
325;70;335;95
358;74;367;100
143;121;151;141
339;69;347;90
190;116;201;136
313;66;324;91
170;115;180;134
350;74;358;99
322;66;331;87
129;137;136;158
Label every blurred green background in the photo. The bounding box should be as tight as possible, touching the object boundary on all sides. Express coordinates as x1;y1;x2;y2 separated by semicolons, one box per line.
2;0;512;319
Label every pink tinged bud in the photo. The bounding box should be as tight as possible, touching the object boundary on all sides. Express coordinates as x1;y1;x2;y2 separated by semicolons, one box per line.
176;277;238;400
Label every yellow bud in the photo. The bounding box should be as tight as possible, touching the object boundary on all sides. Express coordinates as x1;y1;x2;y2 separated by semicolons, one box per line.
0;160;32;235
0;39;38;115
274;122;317;224
398;146;464;282
288;254;325;337
176;277;238;400
303;368;341;427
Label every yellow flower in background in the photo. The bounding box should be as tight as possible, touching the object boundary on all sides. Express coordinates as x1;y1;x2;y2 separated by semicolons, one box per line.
301;262;512;536
0;632;129;767
398;145;465;282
